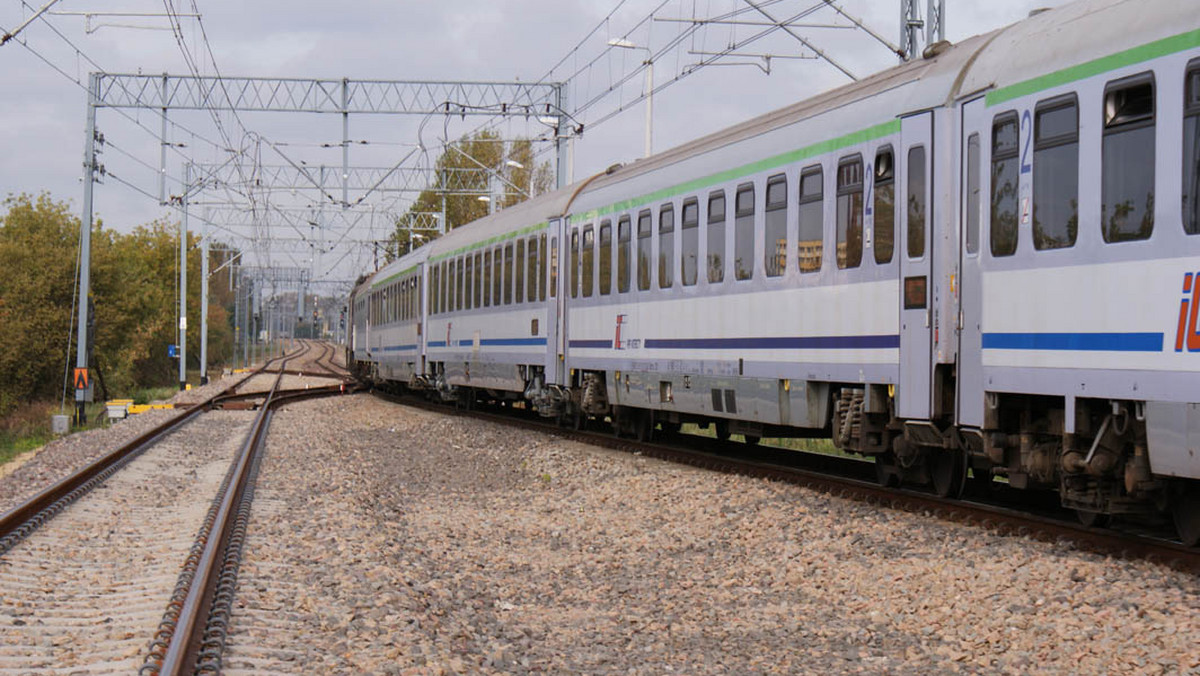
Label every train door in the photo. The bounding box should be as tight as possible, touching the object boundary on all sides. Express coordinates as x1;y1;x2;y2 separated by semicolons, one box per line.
898;111;934;420
957;97;987;427
546;219;565;384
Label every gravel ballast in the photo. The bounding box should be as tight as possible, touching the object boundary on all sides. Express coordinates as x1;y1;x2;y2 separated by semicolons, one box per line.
224;394;1200;674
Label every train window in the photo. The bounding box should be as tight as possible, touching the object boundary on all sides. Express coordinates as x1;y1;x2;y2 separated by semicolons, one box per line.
464;256;474;310
570;229;579;298
659;203;675;288
457;258;465;311
991;112;1019;256
734;183;755;280
515;239;526;304
443;261;452;314
493;245;503;304
504;243;515;304
1033;96;1079;250
599;222;613;295
1185;64;1200;235
445;261;455;313
528;236;538;302
474;253;482;309
907;146;927;259
430;266;438;315
617;218;631;293
798;166;823;273
681;198;699;286
540;234;549;301
582;226;595;298
1102;73;1155;243
483;250;492;307
837;156;865;269
874;148;896;264
637;210;653;291
966;135;981;254
550;235;558;299
707;191;726;283
765;174;787;277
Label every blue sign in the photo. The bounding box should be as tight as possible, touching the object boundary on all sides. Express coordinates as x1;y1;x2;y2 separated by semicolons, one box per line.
168;344;177;358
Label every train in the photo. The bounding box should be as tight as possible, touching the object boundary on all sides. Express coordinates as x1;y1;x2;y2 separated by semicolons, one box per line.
347;0;1200;545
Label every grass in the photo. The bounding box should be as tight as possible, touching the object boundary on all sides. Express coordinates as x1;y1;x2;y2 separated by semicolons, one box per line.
0;400;107;469
130;386;177;405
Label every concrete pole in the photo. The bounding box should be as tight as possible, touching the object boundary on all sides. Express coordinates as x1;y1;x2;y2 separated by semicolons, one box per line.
233;268;241;370
178;163;189;390
200;204;209;385
644;60;653;158
555;83;569;189
73;73;99;425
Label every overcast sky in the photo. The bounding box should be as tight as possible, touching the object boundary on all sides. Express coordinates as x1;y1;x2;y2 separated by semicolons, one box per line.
0;0;1064;281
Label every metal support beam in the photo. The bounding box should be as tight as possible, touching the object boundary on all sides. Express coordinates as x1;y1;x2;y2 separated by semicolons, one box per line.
200;186;210;385
73;73;99;425
179;163;189;391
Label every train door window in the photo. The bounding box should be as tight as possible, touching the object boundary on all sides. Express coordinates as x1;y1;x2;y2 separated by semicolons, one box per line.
616;218;631;292
1185;63;1200;234
965;134;981;254
659;203;675;288
483;250;492;307
598;222;613;295
765;175;787;276
874;149;896;264
474;253;482;308
707;191;726;283
907;146;927;259
798;166;823;273
1102;73;1156;242
582;226;595;298
734;183;755;280
539;234;549;300
837;156;865;269
515;239;526;304
493;245;503;303
681;198;699;286
1033;96;1079;250
528;236;539;302
464;256;474;309
570;229;579;298
504;243;515;304
550;235;558;298
637;210;652;290
991;112;1019;256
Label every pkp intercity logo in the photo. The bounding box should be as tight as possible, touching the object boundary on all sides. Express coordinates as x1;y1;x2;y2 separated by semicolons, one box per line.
1176;273;1200;352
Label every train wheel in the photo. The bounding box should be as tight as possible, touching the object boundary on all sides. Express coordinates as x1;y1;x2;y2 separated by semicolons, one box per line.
714;421;731;441
743;435;761;445
1075;509;1111;529
635;410;654;442
930;449;966;498
1171;489;1200;547
874;453;900;488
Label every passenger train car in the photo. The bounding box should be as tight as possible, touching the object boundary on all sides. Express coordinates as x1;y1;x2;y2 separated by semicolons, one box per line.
349;0;1200;544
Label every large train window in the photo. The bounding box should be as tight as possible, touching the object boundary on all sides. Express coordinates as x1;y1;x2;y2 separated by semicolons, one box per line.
515;239;526;304
681;198;699;286
798;166;823;273
549;235;558;299
837;155;864;269
483;250;492;307
598;222;613;296
991;112;1019;257
568;227;578;298
581;226;594;298
456;257;465;311
907;146;927;259
493;245;503;304
874;148;895;264
638;209;653;291
474;253;482;309
616;217;630;292
464;256;473;310
765;174;787;277
1102;72;1155;243
504;243;515;304
539;234;548;301
527;236;538;302
446;261;456;313
965;135;981;254
707;191;726;283
430;265;438;315
1033;95;1079;250
734;183;755;280
1183;62;1200;235
659;203;675;288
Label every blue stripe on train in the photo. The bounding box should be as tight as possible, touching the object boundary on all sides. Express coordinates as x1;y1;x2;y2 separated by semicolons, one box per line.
644;334;901;350
981;332;1164;352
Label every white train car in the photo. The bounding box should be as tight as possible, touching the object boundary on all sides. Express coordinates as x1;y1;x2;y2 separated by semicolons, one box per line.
349;0;1200;543
347;246;428;385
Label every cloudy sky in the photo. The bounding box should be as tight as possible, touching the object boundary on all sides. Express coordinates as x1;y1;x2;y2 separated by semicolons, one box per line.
0;0;1063;282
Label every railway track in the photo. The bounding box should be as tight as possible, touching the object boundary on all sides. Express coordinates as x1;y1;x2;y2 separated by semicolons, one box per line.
375;389;1200;576
0;341;355;674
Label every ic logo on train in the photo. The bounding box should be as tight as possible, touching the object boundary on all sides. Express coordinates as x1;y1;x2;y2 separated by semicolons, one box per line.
1177;273;1200;352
